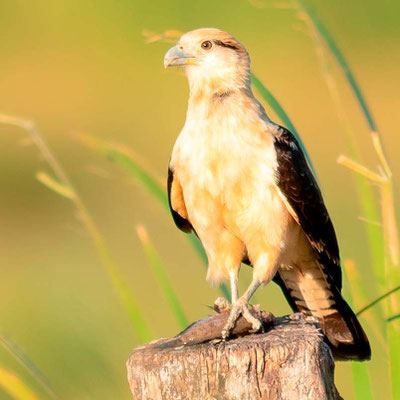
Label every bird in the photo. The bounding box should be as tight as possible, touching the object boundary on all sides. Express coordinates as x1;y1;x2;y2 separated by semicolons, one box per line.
164;28;371;360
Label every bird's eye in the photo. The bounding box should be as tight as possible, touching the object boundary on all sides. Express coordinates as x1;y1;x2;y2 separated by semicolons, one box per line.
201;41;212;50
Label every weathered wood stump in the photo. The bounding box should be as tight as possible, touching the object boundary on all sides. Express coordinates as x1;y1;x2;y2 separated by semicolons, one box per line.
126;314;342;400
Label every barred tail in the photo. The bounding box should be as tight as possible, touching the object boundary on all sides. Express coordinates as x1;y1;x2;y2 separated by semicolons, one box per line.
320;289;371;360
274;268;371;361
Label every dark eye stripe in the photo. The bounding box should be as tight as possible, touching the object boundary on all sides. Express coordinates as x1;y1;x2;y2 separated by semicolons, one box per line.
213;40;239;51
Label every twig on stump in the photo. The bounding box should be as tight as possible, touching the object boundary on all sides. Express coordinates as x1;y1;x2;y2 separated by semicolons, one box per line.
127;313;342;400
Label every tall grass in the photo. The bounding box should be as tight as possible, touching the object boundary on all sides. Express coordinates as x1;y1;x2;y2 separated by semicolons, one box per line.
251;75;317;177
0;114;151;344
290;2;399;399
0;330;59;400
1;5;397;399
295;0;385;296
136;225;188;329
342;260;373;400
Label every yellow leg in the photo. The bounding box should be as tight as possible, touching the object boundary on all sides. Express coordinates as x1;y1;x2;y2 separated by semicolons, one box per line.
221;277;262;339
229;269;239;303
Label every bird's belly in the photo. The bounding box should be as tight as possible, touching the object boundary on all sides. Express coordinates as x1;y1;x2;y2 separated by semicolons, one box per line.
171;122;293;267
180;157;292;251
223;178;291;246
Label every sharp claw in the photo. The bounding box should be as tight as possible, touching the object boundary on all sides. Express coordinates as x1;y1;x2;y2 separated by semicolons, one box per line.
220;298;263;339
214;297;231;313
221;307;240;338
248;319;262;333
242;307;262;333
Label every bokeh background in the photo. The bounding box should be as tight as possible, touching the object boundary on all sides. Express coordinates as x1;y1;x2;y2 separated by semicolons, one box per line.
0;0;399;399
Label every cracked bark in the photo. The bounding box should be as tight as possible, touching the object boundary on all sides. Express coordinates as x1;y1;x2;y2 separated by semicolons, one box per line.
126;314;343;400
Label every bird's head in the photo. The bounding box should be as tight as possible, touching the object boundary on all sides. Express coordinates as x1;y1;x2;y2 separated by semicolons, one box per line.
164;28;251;95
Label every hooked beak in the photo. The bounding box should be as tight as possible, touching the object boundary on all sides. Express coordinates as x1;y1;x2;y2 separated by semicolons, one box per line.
164;46;197;68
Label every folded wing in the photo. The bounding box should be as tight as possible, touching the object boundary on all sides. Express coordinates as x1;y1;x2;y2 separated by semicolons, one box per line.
272;125;370;360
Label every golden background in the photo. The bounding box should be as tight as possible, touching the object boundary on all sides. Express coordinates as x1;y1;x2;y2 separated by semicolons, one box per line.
0;0;399;398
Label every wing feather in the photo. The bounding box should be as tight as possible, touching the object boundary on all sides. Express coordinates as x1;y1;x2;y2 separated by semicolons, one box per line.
272;125;370;360
167;166;193;234
272;125;342;289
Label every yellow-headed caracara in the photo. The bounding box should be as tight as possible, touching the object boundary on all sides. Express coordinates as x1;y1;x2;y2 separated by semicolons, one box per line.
164;28;370;360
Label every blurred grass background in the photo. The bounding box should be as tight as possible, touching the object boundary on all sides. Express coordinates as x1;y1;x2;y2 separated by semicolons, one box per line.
0;0;399;399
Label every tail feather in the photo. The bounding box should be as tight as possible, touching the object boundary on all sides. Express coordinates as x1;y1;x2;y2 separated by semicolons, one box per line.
322;288;371;360
274;269;371;361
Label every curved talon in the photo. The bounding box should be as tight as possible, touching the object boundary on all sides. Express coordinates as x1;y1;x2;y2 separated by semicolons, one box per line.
214;297;231;313
242;307;262;333
221;299;262;339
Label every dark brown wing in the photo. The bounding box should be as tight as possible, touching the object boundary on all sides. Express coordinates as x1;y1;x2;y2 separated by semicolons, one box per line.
167;166;193;234
273;125;341;289
271;125;370;360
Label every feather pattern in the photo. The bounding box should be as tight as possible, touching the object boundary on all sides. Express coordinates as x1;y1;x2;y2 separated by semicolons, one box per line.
271;124;370;360
272;125;341;288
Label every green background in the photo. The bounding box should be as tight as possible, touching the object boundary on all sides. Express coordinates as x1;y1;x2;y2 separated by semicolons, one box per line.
0;0;399;398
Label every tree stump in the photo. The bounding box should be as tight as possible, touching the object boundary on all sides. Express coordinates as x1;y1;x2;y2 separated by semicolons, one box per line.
126;314;342;400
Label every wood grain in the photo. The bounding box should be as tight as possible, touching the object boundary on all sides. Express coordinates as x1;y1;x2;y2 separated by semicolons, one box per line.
126;313;342;400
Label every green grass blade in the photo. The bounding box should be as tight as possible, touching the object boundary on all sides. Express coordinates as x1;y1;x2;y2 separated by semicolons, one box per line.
387;320;400;399
351;363;373;400
345;157;386;336
357;285;400;316
251;75;298;135
137;225;188;329
76;134;167;210
381;183;400;399
294;3;389;279
296;0;386;246
352;173;385;288
0;331;59;400
306;5;400;388
77;133;231;300
342;261;374;400
251;74;317;177
344;261;386;350
297;2;391;179
0;116;151;343
98;247;153;342
295;1;376;132
387;314;400;323
295;0;386;326
338;154;385;299
0;365;38;400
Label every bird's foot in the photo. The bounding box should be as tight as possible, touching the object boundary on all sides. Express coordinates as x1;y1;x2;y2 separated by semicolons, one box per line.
214;297;231;313
221;297;262;340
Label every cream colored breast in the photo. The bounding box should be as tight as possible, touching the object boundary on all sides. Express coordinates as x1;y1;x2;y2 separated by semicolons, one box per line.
172;110;277;198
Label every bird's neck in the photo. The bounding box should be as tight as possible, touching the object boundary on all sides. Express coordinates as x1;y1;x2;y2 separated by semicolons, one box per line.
186;81;270;125
185;65;251;105
189;86;240;105
187;79;252;110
